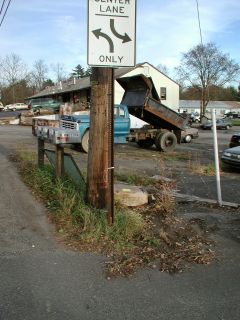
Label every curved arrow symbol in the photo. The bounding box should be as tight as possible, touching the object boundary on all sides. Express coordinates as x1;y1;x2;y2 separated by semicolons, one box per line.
110;19;131;43
92;28;114;53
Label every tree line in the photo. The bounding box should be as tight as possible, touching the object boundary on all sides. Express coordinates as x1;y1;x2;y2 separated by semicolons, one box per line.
0;54;92;105
0;42;240;116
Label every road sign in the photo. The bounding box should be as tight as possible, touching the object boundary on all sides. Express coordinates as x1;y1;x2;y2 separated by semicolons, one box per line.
88;0;136;67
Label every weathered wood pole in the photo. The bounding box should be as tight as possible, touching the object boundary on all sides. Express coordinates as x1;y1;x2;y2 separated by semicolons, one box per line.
86;67;114;216
55;145;64;178
107;68;114;225
37;138;45;168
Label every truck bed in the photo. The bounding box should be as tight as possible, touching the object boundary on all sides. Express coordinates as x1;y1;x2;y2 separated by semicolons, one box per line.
117;75;186;131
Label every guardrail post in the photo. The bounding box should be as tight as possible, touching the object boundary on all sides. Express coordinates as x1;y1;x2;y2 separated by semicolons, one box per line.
55;145;64;178
37;138;45;168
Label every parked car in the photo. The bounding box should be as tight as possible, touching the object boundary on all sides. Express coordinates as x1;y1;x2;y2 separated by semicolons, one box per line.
28;98;61;114
229;133;240;148
0;102;3;110
224;112;240;119
221;146;240;169
201;118;232;130
3;103;29;111
179;112;200;124
181;126;199;143
190;112;200;123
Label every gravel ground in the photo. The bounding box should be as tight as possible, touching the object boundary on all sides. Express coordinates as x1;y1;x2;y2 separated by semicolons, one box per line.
0;124;239;320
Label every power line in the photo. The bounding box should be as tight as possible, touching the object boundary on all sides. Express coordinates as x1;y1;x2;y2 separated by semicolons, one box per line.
195;0;203;46
0;0;12;28
0;0;7;16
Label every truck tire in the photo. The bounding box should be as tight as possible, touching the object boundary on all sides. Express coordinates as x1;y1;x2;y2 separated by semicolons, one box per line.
137;139;154;149
81;130;89;153
155;132;177;152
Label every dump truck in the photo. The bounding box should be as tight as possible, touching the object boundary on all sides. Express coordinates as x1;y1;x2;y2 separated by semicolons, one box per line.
117;74;187;152
35;74;186;153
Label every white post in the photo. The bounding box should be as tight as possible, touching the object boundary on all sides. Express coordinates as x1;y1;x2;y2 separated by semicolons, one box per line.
212;109;222;205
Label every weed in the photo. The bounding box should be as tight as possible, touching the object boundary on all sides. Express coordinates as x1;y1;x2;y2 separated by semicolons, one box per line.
156;186;175;216
161;152;190;161
190;161;216;176
188;153;216;176
11;151;215;277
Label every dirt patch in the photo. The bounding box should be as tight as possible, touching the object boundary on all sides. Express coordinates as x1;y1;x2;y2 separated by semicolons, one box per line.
105;204;215;277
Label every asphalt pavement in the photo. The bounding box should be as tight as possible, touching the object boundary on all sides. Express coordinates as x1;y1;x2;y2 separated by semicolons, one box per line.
0;110;21;118
0;125;240;320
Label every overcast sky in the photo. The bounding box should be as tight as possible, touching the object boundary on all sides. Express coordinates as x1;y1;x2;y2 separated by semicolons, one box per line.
0;0;239;82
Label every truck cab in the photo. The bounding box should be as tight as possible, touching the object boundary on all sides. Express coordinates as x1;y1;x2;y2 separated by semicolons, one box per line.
60;104;130;152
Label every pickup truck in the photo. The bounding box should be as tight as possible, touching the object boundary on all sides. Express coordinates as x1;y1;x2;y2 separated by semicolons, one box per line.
36;104;130;153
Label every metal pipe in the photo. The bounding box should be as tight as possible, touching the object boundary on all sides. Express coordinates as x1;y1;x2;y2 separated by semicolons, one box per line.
212;109;222;205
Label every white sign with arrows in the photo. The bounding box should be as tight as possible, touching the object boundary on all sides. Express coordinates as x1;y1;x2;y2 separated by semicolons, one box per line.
88;0;136;67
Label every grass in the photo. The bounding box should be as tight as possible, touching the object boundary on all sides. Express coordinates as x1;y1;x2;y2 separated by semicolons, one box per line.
188;153;216;176
11;151;215;277
190;162;216;176
13;152;145;246
161;152;191;161
115;171;157;186
232;119;240;126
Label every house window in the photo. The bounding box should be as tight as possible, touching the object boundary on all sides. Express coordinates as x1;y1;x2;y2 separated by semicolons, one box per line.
160;87;167;100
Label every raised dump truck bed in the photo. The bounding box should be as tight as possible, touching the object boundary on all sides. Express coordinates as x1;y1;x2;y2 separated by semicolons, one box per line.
117;74;187;151
117;74;186;131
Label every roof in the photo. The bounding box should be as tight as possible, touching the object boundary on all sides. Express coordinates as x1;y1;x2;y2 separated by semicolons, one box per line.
29;77;91;99
114;62;180;86
29;62;178;99
180;100;240;110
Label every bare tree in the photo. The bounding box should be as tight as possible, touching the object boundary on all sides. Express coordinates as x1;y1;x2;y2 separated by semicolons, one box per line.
31;59;48;91
0;53;29;85
0;53;29;102
51;63;67;83
175;43;240;117
156;63;169;75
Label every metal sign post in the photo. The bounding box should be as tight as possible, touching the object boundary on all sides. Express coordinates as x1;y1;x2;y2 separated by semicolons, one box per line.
88;0;136;67
212;109;222;206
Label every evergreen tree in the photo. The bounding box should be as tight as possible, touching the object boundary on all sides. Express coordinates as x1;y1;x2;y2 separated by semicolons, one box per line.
71;65;85;78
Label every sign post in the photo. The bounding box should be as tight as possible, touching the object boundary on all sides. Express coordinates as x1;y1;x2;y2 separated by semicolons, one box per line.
212;109;222;206
87;0;136;224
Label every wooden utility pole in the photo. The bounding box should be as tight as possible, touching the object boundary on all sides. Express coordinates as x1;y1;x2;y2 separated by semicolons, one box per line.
86;67;114;221
37;138;45;168
55;145;64;178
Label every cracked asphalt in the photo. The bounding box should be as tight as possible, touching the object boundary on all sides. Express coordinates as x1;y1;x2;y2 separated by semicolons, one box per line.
0;125;240;320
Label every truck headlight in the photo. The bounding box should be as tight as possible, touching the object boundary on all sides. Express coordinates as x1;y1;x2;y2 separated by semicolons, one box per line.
223;152;231;157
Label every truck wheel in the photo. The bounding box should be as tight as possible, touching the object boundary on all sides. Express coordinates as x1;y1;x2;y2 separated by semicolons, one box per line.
155;132;177;152
137;139;154;149
81;130;89;153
